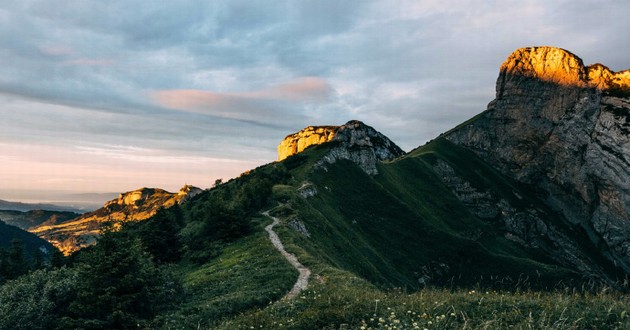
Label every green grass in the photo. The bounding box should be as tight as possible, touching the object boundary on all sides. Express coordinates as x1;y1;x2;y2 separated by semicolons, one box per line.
217;271;630;330
156;215;297;329
149;136;626;328
274;147;580;290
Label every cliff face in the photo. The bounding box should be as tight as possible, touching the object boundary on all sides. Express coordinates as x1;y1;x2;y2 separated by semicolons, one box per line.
278;126;338;161
29;185;201;255
446;46;630;272
278;120;405;175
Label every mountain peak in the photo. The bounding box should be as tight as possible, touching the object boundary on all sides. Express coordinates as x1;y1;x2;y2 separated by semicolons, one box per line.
499;46;630;97
277;120;404;175
447;46;630;273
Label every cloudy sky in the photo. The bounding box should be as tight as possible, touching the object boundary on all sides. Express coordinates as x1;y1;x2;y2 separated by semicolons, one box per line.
1;0;629;203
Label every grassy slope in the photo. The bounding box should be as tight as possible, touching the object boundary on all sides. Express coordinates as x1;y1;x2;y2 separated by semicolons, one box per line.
159;215;297;329
218;270;630;330
164;138;627;328
278;138;582;292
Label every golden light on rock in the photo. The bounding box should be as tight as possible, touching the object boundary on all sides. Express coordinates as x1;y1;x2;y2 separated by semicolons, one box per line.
501;46;630;92
277;125;338;161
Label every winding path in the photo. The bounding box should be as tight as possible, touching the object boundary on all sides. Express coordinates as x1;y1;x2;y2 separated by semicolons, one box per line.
262;210;311;299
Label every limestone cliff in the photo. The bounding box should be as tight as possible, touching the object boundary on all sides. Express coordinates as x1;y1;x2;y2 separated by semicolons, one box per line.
446;46;630;272
278;120;405;175
29;185;201;255
278;126;337;161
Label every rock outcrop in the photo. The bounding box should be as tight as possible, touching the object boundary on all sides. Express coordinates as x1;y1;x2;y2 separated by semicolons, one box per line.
497;46;630;93
278;126;337;161
446;46;630;272
278;120;405;175
30;185;201;255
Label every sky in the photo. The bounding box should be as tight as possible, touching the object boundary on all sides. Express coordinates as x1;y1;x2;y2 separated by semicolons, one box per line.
1;0;629;204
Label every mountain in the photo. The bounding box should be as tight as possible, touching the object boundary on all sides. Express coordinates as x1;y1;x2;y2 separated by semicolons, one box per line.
3;46;630;329
445;46;630;273
0;199;85;213
268;127;619;288
0;220;54;255
29;185;202;255
279;120;405;174
0;210;80;230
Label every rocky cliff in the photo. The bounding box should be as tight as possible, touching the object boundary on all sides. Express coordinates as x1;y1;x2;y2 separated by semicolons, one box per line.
29;185;202;255
278;125;338;161
446;46;630;272
278;120;405;175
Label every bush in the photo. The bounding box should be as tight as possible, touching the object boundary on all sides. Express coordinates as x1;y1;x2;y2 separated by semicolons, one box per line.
0;267;78;330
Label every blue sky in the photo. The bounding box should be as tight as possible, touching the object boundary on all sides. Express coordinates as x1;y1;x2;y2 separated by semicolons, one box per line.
1;0;629;201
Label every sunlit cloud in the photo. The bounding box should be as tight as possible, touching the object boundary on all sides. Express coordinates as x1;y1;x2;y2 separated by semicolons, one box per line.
1;0;629;198
152;76;333;113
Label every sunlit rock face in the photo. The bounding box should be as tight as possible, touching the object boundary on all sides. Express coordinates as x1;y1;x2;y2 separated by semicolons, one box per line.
278;125;338;161
29;185;201;255
447;46;630;272
278;120;404;175
498;46;630;92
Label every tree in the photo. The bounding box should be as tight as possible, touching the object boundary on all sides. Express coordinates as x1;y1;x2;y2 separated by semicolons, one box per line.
60;233;182;329
125;205;184;264
0;267;78;330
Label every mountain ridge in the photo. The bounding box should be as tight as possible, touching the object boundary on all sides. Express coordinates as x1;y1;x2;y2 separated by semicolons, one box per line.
29;185;202;255
446;46;630;273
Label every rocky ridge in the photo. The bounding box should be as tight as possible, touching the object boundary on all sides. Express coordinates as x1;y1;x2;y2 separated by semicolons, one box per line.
279;120;405;175
446;46;630;272
30;185;201;255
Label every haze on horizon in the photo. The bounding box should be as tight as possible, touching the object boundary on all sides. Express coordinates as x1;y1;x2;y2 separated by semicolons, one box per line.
1;0;629;203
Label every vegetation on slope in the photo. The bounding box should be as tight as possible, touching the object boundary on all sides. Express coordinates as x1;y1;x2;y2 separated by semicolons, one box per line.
1;137;628;328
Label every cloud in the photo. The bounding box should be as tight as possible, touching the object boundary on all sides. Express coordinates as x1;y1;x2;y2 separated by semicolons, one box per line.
150;77;335;126
155;77;332;105
1;0;630;195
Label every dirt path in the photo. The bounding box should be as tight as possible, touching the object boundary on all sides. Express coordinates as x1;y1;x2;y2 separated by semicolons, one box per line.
262;210;311;299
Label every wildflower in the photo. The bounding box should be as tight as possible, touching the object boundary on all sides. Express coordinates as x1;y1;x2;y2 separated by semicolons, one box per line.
450;312;456;317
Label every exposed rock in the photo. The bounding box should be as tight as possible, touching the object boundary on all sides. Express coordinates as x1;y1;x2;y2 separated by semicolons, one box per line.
446;46;630;272
177;184;203;204
288;218;311;237
29;184;201;255
278;120;404;175
432;159;608;278
297;182;318;198
497;46;630;93
278;125;337;161
313;120;405;175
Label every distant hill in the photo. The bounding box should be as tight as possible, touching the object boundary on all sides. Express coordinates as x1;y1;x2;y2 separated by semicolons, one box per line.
0;199;85;213
0;220;54;254
0;210;80;230
29;185;202;255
